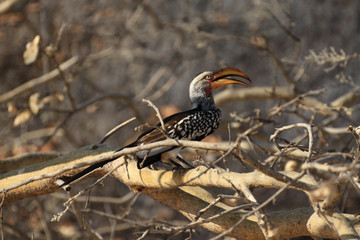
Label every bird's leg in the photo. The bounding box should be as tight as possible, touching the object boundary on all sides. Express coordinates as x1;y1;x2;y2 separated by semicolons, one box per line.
168;157;186;168
137;153;162;169
167;150;194;169
175;154;194;168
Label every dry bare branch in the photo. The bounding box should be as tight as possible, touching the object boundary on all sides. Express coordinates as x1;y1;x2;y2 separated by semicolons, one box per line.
97;117;136;145
0;152;61;172
0;140;358;239
270;123;314;160
0;56;79;103
2;2;360;239
331;86;360;108
142;98;165;130
307;210;360;239
0;143;316;204
0;0;21;14
214;86;294;106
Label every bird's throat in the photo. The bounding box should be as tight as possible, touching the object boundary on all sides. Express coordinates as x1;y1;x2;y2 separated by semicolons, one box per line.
205;86;212;97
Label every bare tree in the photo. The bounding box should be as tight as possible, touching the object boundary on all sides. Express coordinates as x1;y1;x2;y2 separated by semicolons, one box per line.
1;1;360;239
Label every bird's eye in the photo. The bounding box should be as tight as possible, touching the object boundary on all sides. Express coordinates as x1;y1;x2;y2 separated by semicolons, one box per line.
205;75;212;81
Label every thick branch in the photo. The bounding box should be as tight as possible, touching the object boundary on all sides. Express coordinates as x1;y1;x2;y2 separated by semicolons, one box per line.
307;211;360;239
1;144;359;239
0;152;61;172
214;87;334;116
214;86;294;106
0;143;316;206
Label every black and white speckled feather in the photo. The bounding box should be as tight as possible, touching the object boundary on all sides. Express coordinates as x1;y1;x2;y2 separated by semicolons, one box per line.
167;109;221;140
126;107;221;168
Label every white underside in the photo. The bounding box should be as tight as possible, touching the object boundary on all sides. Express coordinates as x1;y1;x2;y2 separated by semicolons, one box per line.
136;145;178;159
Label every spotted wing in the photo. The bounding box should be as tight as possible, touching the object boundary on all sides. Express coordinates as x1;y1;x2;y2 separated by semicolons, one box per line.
129;108;201;146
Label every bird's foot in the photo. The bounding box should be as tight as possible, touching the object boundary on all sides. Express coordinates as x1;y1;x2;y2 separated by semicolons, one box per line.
168;156;194;170
191;159;205;167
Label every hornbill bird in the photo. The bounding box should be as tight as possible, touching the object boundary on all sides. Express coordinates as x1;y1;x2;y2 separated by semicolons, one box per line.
59;67;250;187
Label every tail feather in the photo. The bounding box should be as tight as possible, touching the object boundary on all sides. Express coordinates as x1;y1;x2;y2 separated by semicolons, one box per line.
115;146;126;153
137;154;162;169
58;148;123;188
59;142;176;188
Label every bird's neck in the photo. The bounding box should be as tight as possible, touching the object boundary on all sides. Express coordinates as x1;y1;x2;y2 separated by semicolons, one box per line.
191;95;216;110
189;83;217;110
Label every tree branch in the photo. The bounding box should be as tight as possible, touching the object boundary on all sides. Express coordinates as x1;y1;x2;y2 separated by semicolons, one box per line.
1;144;359;239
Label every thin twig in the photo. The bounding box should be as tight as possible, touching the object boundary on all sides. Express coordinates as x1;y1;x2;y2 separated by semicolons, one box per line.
68;190;102;240
45;24;76;111
0;194;4;240
51;191;136;204
51;58;77;111
0;56;79;103
137;229;150;240
269;89;325;117
0;47;113;103
266;8;300;43
270;123;314;160
225;178;274;240
84;208;149;227
0;223;30;240
35;198;53;240
53;23;66;50
194;195;241;221
153;203;255;235
211;172;306;240
151;76;177;101
302;162;360;173
53;161;126;221
235;151;315;191
135;67;168;101
97;117;136;145
142;98;165;130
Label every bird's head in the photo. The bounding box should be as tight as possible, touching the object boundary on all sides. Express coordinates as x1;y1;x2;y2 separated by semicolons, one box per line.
189;67;251;109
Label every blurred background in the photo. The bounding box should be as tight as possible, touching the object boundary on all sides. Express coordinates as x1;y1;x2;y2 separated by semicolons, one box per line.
1;0;359;239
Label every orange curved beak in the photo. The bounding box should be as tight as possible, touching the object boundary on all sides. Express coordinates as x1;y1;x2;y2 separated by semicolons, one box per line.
211;67;251;89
